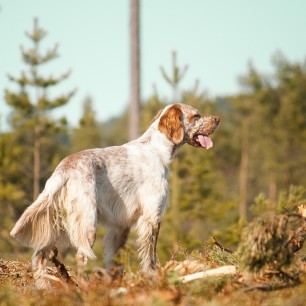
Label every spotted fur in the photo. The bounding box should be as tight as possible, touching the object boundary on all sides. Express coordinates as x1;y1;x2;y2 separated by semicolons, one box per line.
10;103;219;288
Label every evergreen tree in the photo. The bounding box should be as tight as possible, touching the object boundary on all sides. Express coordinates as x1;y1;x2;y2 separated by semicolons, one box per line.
71;96;102;152
4;18;75;200
160;51;188;101
159;51;189;244
101;111;129;147
272;53;306;188
237;54;306;209
0;133;26;227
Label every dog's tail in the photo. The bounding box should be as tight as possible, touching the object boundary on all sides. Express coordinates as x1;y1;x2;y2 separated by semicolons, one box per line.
10;172;67;251
10;171;97;260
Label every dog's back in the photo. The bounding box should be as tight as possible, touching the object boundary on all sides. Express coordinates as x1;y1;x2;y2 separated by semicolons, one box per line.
10;153;98;260
10;103;219;289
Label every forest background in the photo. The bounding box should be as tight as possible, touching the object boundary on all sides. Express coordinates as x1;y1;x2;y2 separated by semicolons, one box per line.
0;2;306;268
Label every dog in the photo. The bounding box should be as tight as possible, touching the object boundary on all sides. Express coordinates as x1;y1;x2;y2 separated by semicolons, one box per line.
10;103;219;288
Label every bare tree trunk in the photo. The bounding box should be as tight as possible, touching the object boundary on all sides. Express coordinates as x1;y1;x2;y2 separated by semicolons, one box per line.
33;35;41;201
129;0;140;141
239;117;249;219
33;125;40;200
269;179;277;203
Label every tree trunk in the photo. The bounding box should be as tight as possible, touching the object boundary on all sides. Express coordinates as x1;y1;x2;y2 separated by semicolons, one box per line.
33;125;40;200
268;179;277;203
129;0;140;141
239;117;249;219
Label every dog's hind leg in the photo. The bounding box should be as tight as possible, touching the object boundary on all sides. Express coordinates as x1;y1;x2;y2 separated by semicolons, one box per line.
75;226;96;282
65;177;98;281
32;246;52;289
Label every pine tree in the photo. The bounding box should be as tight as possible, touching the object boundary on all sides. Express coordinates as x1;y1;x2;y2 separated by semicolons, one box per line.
159;51;189;243
4;18;75;200
272;53;306;188
71;96;102;152
160;51;188;101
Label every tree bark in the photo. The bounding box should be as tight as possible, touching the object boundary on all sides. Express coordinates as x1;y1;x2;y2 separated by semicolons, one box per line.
33;125;40;200
269;179;277;203
129;0;140;141
239;116;249;219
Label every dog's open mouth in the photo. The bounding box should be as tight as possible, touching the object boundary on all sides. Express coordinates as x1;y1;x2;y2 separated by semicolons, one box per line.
193;134;213;149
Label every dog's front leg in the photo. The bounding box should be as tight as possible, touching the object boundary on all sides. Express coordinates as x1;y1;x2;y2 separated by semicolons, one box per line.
153;222;161;264
104;226;130;272
136;216;161;272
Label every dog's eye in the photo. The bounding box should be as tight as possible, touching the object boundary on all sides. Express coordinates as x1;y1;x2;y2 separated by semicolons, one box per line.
193;114;201;121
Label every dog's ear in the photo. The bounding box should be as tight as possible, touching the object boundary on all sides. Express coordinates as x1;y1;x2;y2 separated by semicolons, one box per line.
158;104;184;144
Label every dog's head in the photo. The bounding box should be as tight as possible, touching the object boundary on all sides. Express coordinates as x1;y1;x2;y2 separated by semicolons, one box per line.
155;103;219;149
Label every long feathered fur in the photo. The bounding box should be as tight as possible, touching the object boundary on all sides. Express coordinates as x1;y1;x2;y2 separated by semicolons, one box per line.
10;172;96;259
10;103;219;289
10;173;65;248
10;193;54;249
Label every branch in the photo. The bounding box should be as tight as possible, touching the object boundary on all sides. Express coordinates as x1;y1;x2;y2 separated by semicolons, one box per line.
243;281;300;292
286;213;306;220
48;248;75;285
211;236;234;253
179;265;237;283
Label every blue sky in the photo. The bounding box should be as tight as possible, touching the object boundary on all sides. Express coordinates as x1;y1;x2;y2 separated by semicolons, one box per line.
1;0;306;130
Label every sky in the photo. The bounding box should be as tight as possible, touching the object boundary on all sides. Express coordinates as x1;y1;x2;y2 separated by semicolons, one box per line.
1;0;306;131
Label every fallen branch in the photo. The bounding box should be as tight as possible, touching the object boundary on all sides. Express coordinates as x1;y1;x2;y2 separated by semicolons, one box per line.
180;265;237;283
243;281;300;292
211;236;233;253
48;248;75;285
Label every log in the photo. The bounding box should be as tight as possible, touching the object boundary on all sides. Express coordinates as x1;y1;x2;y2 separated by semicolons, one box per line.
180;265;237;283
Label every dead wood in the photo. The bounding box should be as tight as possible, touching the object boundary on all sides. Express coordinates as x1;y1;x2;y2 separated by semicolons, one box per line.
211;236;234;253
48;247;76;285
180;265;237;283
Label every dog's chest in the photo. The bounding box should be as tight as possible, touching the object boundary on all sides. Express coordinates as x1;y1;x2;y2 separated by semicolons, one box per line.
95;146;169;225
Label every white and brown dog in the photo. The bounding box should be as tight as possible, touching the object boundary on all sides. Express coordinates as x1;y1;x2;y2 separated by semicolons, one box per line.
11;103;219;288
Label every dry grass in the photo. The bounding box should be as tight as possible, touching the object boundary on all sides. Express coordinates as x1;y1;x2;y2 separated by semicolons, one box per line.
1;244;306;306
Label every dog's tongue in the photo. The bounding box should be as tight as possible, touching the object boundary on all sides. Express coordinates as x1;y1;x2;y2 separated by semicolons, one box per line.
197;135;213;149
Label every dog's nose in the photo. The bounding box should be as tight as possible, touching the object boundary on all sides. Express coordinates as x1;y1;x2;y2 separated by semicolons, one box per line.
211;116;220;125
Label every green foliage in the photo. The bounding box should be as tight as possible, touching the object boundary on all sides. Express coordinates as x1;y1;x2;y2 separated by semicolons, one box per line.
239;214;294;272
0;132;28;224
239;186;306;273
70;96;102;152
250;185;306;217
1;18;73;250
213;216;247;247
1;25;306;282
159;50;188;100
204;243;240;267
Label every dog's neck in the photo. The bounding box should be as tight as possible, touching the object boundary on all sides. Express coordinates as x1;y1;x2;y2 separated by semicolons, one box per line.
129;125;183;165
